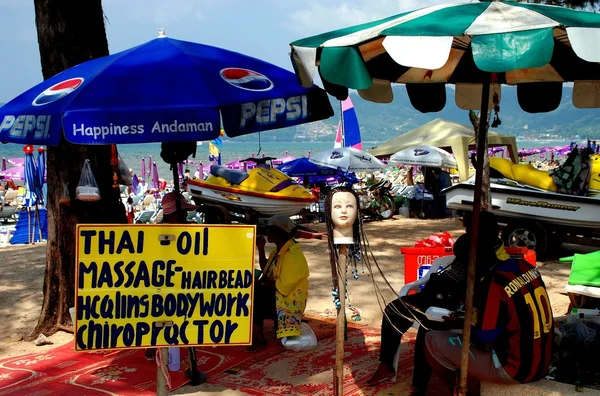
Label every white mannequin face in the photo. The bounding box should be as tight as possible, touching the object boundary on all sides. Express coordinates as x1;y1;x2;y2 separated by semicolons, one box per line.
331;191;358;244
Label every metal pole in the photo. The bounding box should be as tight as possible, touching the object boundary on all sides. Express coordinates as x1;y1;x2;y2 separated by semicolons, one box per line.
172;164;202;384
340;100;345;148
457;78;490;396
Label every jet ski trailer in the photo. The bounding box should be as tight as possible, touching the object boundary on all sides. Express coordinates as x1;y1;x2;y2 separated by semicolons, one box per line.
444;178;600;256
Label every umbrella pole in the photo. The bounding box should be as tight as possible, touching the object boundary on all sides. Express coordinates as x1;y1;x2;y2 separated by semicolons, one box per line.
340;100;345;147
421;166;426;218
172;164;204;385
457;80;490;396
334;245;347;396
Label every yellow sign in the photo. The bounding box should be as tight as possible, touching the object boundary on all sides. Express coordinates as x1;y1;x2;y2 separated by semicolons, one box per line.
75;224;256;351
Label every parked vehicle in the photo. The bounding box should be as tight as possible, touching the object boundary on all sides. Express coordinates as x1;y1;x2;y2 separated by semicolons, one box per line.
357;180;396;220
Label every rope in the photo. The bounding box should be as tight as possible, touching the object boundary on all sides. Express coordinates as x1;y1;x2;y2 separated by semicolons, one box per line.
155;349;172;390
356;220;434;333
257;132;262;156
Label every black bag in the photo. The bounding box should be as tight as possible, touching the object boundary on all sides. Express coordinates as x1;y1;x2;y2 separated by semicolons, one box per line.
419;271;464;311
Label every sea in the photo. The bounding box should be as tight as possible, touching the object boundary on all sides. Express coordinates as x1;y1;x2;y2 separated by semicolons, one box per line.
0;139;578;181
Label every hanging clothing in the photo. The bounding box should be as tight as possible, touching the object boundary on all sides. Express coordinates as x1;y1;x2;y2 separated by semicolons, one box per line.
263;239;309;338
126;203;135;224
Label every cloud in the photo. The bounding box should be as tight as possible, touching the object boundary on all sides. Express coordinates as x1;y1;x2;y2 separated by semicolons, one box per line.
286;0;461;35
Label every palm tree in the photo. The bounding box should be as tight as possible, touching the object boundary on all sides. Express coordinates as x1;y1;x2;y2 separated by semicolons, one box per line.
30;0;126;338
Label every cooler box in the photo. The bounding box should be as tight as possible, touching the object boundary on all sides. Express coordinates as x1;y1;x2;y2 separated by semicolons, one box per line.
505;247;536;267
401;247;454;285
401;246;536;286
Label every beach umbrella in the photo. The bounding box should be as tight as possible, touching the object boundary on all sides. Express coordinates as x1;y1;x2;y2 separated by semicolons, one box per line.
178;162;184;180
309;147;385;173
141;157;146;180
0;30;333;146
152;162;160;190
289;2;600;393
37;148;46;187
24;146;44;206
148;155;153;180
131;174;139;195
8;158;24;167
278;157;339;177
390;145;457;169
272;151;295;165
225;157;244;170
0;166;25;180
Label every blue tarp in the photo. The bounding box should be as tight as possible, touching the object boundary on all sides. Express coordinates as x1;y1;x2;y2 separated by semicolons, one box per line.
10;208;47;244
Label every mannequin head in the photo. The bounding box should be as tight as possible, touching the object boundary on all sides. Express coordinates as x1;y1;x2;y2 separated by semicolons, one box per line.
330;190;358;244
325;186;361;246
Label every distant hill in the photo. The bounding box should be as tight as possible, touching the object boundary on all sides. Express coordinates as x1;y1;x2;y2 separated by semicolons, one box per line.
3;87;598;145
229;85;600;143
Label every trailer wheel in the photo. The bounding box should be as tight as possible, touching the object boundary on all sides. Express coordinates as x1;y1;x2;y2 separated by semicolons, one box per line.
502;221;547;257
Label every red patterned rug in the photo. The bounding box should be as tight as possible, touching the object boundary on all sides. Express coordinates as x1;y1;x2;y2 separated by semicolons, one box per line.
201;321;446;396
0;318;445;395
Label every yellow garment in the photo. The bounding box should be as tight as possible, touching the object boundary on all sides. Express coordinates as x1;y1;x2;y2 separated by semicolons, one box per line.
264;239;309;338
496;243;510;261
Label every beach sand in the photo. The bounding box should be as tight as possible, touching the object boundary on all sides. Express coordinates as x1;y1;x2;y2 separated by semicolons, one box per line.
0;217;581;392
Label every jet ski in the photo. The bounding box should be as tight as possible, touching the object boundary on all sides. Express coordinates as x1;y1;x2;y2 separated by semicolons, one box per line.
445;156;600;228
445;177;600;228
188;164;316;218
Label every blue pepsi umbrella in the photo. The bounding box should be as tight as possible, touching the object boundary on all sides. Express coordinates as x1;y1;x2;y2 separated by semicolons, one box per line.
277;157;339;177
0;30;333;145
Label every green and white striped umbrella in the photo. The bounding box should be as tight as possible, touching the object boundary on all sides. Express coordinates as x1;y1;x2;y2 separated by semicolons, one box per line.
290;1;600;112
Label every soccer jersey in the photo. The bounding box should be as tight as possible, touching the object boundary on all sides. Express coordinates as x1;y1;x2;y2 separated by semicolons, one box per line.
474;259;553;383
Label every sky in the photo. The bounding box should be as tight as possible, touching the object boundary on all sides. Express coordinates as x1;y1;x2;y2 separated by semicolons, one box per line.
0;0;455;103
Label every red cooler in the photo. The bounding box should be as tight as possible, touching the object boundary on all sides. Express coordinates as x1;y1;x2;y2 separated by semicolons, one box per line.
401;247;454;285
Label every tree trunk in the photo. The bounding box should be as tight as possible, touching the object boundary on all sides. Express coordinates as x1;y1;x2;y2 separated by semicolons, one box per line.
469;110;492;211
30;0;127;339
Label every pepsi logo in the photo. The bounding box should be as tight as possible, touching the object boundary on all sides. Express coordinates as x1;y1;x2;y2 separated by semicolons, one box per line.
330;151;344;160
220;68;273;92
32;77;84;106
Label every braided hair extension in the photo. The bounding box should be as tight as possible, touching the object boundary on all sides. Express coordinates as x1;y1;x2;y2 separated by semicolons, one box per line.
324;186;433;333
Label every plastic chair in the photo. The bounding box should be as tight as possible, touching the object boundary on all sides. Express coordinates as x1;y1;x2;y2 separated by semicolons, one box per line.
0;206;17;223
3;190;17;204
130;195;143;206
134;210;155;224
151;209;164;224
141;195;155;210
398;255;456;297
186;210;199;223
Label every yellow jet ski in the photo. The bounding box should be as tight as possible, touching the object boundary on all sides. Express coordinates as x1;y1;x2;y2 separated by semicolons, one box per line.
188;161;316;218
